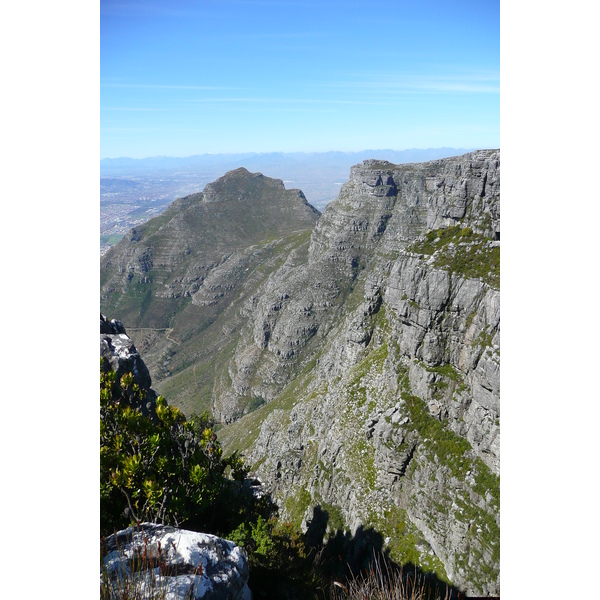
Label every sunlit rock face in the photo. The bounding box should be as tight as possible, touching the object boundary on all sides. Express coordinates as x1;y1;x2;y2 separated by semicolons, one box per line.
239;150;500;596
101;523;251;600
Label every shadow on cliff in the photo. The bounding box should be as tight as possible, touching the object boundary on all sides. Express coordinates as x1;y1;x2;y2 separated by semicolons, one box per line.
305;504;466;600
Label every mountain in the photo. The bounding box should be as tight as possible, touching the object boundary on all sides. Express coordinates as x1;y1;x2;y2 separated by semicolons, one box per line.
100;149;474;177
100;148;474;217
100;150;500;596
100;167;321;416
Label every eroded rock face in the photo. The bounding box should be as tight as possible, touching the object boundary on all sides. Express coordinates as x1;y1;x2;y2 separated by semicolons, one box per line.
223;150;500;596
216;151;499;421
100;314;153;391
101;523;251;600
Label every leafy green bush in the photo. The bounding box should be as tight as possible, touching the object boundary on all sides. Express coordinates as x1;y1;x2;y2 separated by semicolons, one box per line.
100;359;248;535
228;515;322;599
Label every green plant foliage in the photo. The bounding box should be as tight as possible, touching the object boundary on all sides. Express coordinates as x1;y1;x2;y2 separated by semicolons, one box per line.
407;225;499;288
100;359;249;535
248;396;266;412
228;515;321;599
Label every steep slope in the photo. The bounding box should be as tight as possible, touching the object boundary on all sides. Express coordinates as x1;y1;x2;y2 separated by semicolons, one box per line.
218;150;500;595
100;168;320;415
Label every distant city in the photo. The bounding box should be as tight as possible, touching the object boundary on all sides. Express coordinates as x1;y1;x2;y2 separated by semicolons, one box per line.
100;148;473;256
100;173;216;255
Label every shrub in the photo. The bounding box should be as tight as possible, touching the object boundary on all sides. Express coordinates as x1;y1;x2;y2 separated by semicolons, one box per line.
228;515;322;598
100;359;247;535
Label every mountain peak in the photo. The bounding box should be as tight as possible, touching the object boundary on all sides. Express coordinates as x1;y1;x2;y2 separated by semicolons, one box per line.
201;167;286;204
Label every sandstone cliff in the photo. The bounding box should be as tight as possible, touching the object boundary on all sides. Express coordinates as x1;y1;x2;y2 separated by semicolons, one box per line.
218;150;500;595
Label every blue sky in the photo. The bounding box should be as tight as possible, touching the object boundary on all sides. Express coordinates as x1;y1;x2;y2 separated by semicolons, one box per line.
101;0;499;158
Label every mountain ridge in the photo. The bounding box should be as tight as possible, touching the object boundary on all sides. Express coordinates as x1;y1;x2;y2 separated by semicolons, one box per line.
101;148;474;172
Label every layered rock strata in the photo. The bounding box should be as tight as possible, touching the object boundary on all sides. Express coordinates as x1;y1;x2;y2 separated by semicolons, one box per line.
221;150;500;595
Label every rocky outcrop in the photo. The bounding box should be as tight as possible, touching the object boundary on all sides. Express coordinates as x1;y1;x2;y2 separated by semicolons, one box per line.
220;150;500;595
100;314;153;391
102;523;251;600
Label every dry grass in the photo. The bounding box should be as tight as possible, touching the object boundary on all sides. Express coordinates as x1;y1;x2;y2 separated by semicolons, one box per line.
100;530;199;600
327;552;452;600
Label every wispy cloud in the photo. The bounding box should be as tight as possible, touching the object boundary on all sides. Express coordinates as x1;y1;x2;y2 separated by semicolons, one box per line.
102;107;166;111
102;83;240;91
320;72;499;95
178;97;400;106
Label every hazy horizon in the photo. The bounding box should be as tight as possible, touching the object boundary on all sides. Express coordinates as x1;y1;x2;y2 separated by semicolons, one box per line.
100;146;480;162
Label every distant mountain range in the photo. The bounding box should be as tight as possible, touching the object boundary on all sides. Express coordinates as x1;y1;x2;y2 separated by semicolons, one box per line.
101;149;474;174
100;148;475;254
101;149;474;208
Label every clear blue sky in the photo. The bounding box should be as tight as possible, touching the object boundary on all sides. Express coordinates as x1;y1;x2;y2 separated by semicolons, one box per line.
101;0;499;158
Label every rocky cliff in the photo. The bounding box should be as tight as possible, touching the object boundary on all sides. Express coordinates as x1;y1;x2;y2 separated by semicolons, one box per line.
100;150;500;596
218;150;500;595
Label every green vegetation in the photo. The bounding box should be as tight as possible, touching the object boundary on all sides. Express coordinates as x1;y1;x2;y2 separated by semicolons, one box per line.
400;391;471;480
284;487;313;529
347;340;389;391
101;359;320;598
473;325;495;350
100;233;125;246
421;362;463;383
380;506;450;584
100;360;268;536
319;501;347;534
348;437;377;493
227;516;324;599
248;395;266;412
395;370;500;589
407;225;499;289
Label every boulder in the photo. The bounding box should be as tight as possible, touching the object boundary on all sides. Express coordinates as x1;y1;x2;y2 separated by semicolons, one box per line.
101;523;251;600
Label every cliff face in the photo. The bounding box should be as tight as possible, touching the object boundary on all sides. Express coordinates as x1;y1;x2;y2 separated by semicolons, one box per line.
100;151;500;595
219;150;500;595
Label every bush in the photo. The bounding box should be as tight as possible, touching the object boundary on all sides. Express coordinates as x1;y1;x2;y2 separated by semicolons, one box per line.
228;515;322;599
100;360;248;535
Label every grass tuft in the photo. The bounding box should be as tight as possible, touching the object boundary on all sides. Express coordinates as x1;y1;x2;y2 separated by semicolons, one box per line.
328;551;452;600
